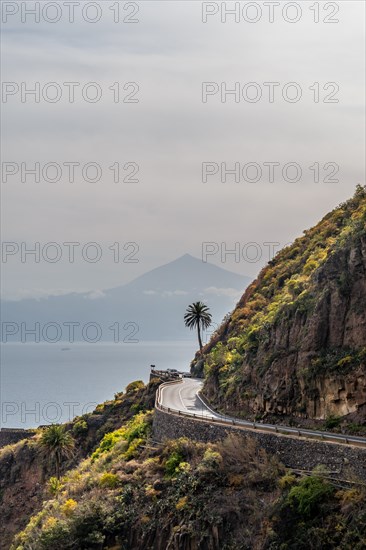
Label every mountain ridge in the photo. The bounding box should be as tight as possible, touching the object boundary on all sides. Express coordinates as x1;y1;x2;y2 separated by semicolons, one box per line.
2;254;251;341
196;186;366;423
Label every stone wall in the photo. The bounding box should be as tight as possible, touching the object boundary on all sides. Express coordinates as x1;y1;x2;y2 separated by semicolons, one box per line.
153;408;366;481
0;429;34;449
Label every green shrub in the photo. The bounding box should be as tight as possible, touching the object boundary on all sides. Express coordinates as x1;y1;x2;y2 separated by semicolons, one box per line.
287;476;334;517
99;472;119;489
48;477;63;496
39;518;72;548
125;413;151;444
124;437;144;460
324;415;342;430
91;430;125;461
125;380;144;394
72;419;88;437
164;450;183;478
347;422;364;434
130;403;142;414
61;499;77;517
91;411;151;461
198;448;223;472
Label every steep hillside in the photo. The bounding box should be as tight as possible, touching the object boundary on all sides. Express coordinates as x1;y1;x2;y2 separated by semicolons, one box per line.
8;426;280;550
198;186;366;423
3;380;366;549
0;380;159;550
8;414;366;550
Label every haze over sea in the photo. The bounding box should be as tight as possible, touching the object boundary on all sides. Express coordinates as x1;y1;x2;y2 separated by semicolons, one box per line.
0;341;197;429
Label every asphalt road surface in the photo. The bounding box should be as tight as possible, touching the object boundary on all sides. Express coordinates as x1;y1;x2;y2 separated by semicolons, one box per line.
158;377;366;447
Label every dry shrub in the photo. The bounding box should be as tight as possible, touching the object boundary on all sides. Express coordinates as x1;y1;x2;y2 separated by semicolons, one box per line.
227;473;245;487
161;437;203;462
217;434;283;487
123;459;140;474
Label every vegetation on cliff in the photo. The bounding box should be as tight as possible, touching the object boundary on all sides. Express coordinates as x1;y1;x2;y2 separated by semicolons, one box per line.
3;188;366;549
1;379;365;549
8;411;366;550
198;186;366;423
0;379;159;550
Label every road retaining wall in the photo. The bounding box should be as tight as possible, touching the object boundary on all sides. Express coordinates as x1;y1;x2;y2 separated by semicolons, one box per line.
153;407;366;481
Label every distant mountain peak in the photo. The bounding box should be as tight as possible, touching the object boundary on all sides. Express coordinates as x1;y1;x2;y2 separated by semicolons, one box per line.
171;253;200;262
121;253;250;292
2;250;253;341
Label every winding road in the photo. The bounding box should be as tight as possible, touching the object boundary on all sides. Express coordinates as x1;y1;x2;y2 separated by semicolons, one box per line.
157;377;366;448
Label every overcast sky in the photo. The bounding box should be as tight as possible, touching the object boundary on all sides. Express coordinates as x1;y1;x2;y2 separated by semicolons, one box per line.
1;1;365;299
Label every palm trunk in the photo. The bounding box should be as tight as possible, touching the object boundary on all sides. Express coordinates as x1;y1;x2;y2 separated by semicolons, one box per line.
197;324;203;353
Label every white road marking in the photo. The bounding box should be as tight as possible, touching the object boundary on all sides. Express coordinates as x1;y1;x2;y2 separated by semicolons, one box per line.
178;384;189;411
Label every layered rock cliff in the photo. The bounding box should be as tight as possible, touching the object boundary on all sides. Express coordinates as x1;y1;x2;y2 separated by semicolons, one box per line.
198;186;366;422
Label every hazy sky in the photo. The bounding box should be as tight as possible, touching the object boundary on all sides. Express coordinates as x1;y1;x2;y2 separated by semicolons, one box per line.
1;0;365;299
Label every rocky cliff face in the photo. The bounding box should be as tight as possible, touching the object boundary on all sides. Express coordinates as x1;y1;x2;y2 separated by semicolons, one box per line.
199;187;366;422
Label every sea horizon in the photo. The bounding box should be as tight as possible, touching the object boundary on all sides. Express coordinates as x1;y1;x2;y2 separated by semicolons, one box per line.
0;340;198;429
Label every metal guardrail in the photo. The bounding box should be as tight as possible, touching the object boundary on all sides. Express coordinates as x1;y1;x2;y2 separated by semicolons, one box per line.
155;379;366;448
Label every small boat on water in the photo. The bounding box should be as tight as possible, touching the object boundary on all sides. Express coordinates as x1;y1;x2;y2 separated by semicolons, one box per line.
61;347;71;351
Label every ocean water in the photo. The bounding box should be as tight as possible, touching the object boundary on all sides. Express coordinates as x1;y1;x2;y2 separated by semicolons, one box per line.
0;341;198;428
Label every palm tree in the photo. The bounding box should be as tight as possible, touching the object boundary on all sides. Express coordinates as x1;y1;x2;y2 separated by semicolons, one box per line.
184;302;212;353
39;424;75;480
